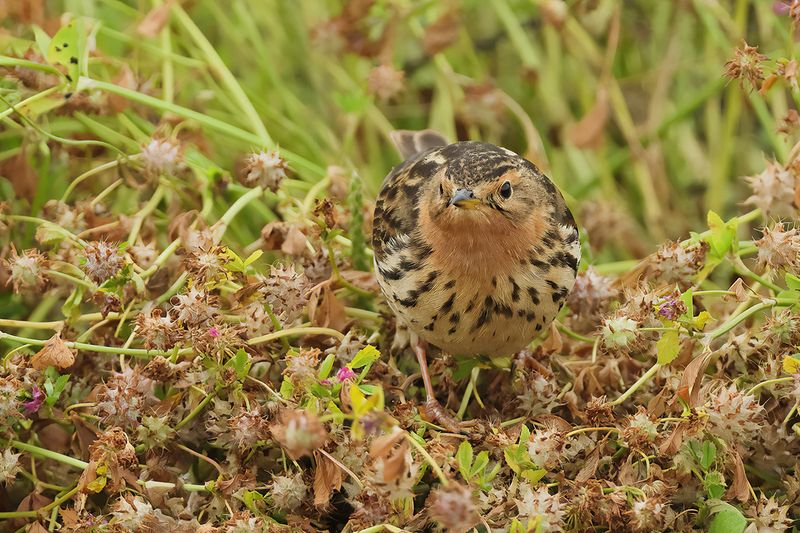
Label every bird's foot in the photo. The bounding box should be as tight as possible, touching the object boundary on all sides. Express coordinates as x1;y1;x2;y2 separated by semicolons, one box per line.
422;398;480;434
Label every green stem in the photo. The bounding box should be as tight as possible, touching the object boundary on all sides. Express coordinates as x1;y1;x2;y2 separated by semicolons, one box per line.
247;327;345;346
0;486;79;519
9;440;88;469
405;432;448;486
0;330;192;358
174;389;217;431
171;4;272;145
746;376;794;396
0;85;62;122
610;363;662;406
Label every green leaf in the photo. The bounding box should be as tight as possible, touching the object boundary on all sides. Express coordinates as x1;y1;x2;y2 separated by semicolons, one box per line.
470;451;489;478
453;357;480;381
700;441;717;471
679;288;694;320
243;249;263;268
520;467;547;484
349;345;381;369
456;440;473;480
786;273;800;291
279;378;294;399
708;505;746;533
60;286;85;321
656;329;681;365
704;471;726;499
226;348;251;381
318;353;336;380
32;25;52;58
47;20;81;86
706;210;737;259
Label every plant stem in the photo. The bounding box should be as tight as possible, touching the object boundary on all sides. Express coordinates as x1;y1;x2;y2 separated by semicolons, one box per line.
247;327;345;345
174;389;217;431
747;376;794;396
405;432;448;486
0;330;192;358
610;363;662;406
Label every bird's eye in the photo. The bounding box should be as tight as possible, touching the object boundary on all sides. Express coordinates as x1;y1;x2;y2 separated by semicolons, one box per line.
500;181;512;199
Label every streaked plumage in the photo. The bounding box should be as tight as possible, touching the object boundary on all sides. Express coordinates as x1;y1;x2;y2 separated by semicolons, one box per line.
372;131;579;428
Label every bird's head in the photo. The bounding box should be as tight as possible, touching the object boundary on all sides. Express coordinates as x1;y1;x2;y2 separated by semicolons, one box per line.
423;142;556;230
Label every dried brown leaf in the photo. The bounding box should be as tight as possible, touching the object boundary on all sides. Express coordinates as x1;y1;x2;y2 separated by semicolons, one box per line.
31;333;75;370
658;423;685;456
726;450;750;503
727;278;748;303
566;90;609;149
137;1;173;38
576;440;603;483
309;285;349;332
423;9;461;56
541;322;563;354
313;451;343;508
675;354;709;408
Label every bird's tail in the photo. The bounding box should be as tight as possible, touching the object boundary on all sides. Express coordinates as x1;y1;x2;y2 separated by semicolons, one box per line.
389;129;449;160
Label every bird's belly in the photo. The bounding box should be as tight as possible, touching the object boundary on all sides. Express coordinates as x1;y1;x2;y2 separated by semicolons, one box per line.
377;259;572;358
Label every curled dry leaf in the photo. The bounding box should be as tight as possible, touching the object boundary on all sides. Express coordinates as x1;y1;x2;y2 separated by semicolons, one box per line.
313;451;343;508
308;284;349;332
726;450;751;503
423;9;461;56
369;427;408;483
674;354;709;409
31;333;75;370
726;278;749;303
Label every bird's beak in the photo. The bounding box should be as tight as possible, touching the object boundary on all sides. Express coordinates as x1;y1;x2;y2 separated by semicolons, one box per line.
449;188;480;209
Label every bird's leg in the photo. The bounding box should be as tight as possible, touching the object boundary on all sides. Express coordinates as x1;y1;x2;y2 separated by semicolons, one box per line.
413;340;477;433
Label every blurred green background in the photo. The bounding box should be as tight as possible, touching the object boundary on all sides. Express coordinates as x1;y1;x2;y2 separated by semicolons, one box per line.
0;0;794;263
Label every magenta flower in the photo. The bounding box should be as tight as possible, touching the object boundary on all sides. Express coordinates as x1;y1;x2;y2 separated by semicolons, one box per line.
23;385;44;415
208;326;220;338
336;367;357;382
657;296;683;321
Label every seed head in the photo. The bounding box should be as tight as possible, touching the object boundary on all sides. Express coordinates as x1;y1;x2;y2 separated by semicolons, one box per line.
745;160;798;219
270;409;327;459
4;247;48;292
515;482;564;531
142;137;181;176
136;308;180;350
724;41;767;91
755;223;800;273
169;286;219;327
81;240;125;283
241;150;287;192
258;264;311;325
428;482;478;533
367;64;405;101
602;316;638;348
270;472;308;511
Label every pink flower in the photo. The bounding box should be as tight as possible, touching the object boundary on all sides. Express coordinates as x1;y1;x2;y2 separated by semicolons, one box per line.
208;326;220;338
23;385;44;415
336;367;356;382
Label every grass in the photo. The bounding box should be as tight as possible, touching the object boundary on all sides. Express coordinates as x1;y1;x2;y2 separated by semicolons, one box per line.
1;1;800;531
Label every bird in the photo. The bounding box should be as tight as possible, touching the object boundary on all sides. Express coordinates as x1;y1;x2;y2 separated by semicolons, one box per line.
372;130;580;430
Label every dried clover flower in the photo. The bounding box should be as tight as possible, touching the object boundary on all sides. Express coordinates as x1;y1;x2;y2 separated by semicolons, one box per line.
566;267;618;328
601;316;638;348
258;264;311;324
111;495;153;530
755;223;800;273
284;348;321;387
142;137;181;176
745;160;798;219
136;308;181;350
213;407;271;453
620;408;658;451
169;286;219;326
704;383;764;446
270;409;327;459
4;247;48;292
0;377;22;433
183;245;230;285
84;427;138;493
0;449;21;485
746;495;793;532
460;82;505;128
270;472;308;511
367;64;405;101
186;324;244;359
81;240;125;283
94;367;156;427
241;149;287;192
647;241;708;285
428;482;479;533
515;482;564;531
724;41;767;90
627;494;668;532
128;241;158;269
527;427;565;470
